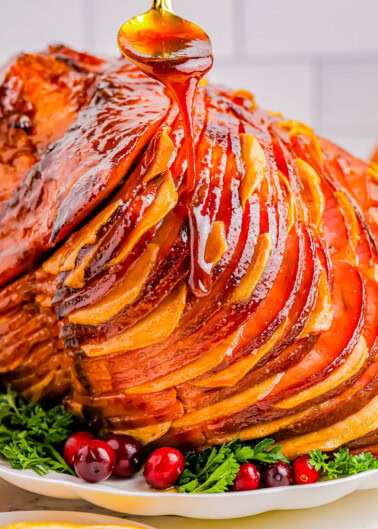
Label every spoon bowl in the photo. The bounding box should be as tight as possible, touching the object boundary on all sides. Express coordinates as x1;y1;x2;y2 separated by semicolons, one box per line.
117;0;213;79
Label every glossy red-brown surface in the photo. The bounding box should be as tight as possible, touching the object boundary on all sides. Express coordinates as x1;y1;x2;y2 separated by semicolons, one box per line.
118;5;213;296
0;46;170;286
0;45;104;205
0;47;377;458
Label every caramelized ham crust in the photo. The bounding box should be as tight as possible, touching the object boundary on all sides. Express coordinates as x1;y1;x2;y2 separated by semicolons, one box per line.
0;47;377;458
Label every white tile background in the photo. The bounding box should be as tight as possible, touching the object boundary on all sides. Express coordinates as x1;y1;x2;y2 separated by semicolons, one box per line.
0;0;377;161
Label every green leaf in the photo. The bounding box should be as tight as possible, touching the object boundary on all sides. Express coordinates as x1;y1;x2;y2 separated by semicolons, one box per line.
0;387;77;477
308;448;378;480
178;454;240;494
233;445;256;463
177;437;288;493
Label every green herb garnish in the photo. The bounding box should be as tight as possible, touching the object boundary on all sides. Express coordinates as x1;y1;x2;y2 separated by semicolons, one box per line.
177;437;288;493
0;387;76;476
1;387;377;488
308;448;378;480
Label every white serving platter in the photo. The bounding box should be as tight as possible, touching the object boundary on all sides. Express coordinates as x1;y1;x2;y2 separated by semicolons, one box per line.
0;510;155;529
0;461;377;520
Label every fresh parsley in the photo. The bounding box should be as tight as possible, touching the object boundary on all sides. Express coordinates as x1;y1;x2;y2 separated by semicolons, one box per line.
308;448;378;480
0;387;77;476
177;437;288;493
1;387;377;489
177;438;378;493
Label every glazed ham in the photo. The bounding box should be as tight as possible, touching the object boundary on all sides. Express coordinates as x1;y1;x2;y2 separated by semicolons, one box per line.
1;46;378;458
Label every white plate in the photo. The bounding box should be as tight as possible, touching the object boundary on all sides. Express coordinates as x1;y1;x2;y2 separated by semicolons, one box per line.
0;510;155;529
0;461;377;519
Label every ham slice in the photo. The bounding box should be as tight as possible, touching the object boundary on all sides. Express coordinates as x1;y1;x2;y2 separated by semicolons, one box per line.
0;47;376;458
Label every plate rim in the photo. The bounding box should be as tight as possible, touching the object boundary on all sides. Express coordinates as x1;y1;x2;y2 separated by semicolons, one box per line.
0;510;156;529
0;460;377;498
0;462;377;519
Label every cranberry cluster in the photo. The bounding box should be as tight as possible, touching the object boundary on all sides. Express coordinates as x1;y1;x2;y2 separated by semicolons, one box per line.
64;432;319;490
64;432;143;483
233;456;320;491
63;432;184;488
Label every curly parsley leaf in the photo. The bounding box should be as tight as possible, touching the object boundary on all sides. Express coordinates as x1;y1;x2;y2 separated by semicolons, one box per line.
308;448;378;480
178;453;240;494
177;437;287;493
234;438;289;465
0;387;77;476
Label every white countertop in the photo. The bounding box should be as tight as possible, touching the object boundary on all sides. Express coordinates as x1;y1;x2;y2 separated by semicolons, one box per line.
0;478;377;529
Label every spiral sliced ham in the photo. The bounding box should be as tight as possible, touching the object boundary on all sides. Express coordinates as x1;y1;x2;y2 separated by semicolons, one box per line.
0;46;377;458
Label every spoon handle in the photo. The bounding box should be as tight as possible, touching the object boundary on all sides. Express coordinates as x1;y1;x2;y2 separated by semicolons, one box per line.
152;0;173;12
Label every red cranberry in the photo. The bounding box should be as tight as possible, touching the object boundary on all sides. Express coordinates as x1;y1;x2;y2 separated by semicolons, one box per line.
293;455;319;485
233;463;260;491
263;461;292;487
74;440;116;483
144;447;185;489
106;434;143;477
63;431;95;466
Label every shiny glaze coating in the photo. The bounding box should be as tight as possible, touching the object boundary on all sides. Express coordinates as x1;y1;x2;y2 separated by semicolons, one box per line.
118;3;213;296
0;47;377;459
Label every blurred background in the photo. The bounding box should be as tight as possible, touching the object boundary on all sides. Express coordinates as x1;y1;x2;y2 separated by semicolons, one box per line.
1;0;377;161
